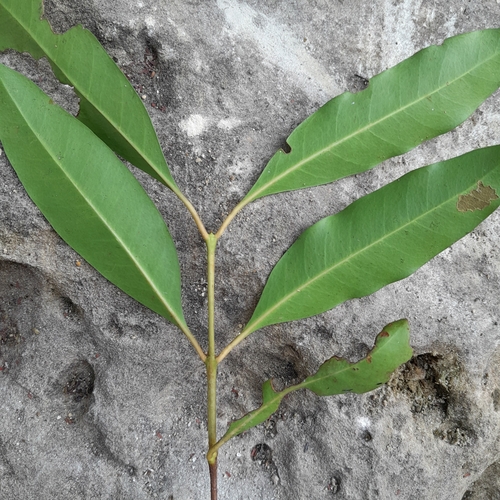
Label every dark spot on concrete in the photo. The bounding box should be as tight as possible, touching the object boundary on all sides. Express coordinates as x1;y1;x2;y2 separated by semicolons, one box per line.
0;315;21;349
63;360;95;403
433;424;476;446
390;353;455;415
327;474;341;493
108;312;124;336
59;359;96;420
0;261;44;372
492;388;500;412
347;73;370;93
250;443;280;487
390;352;477;446
251;443;273;467
60;296;83;320
361;429;372;442
263;417;278;439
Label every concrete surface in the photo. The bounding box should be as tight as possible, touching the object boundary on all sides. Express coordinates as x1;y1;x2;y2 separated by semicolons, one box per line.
1;1;500;499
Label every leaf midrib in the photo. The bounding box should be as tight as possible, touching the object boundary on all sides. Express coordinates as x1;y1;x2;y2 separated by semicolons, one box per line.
2;77;185;328
246;48;499;202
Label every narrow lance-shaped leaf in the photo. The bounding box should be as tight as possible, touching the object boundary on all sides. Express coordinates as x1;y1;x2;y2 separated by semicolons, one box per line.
243;145;500;336
0;62;187;330
208;320;412;460
0;0;178;191
242;29;500;203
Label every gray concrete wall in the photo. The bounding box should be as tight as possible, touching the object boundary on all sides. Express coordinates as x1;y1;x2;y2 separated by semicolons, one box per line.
1;1;500;499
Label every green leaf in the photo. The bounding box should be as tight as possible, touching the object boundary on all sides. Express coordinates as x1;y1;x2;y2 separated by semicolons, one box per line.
0;0;178;191
208;320;411;458
243;146;500;335
243;29;500;203
0;62;187;329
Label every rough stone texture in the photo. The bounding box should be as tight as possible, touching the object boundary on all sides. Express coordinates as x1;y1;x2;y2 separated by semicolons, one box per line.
1;1;500;499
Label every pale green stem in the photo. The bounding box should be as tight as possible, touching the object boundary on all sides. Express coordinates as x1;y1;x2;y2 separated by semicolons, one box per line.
216;325;251;363
205;234;219;497
172;186;210;242
155;166;210;242
206;234;217;358
215;197;252;239
179;321;207;362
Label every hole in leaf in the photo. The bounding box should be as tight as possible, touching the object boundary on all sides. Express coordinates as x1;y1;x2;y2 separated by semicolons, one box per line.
457;181;498;212
280;140;292;154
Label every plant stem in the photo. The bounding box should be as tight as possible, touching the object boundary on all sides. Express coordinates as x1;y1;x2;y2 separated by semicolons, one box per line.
172;186;210;242
209;461;218;500
206;355;218;498
216;325;251;363
179;322;207;362
207;234;217;358
206;234;218;498
215;198;251;239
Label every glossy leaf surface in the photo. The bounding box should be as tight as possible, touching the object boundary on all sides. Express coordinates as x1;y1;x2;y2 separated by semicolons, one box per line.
244;146;500;335
243;29;500;203
0;0;178;190
0;63;187;329
209;320;412;458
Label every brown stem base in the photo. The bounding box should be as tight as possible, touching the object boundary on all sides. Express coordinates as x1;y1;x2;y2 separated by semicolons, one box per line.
209;460;217;500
